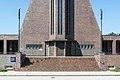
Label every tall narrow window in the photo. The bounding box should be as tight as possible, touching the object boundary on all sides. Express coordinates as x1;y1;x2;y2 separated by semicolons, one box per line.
67;0;70;35
58;0;62;35
51;0;54;35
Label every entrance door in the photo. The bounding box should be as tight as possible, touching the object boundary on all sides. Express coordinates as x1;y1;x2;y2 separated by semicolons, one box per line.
0;40;3;54
49;42;54;56
66;42;71;56
56;42;64;56
7;40;18;54
102;40;112;55
116;40;120;54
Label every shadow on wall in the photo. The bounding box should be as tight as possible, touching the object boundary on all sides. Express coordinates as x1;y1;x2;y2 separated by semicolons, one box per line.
76;42;83;56
21;58;33;67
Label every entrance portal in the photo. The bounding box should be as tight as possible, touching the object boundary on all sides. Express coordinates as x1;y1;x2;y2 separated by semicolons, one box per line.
7;40;18;54
0;40;3;54
102;40;112;55
116;40;120;55
56;42;64;56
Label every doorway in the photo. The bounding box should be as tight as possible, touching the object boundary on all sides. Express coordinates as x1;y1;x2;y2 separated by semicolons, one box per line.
7;40;18;54
0;40;3;54
102;40;112;55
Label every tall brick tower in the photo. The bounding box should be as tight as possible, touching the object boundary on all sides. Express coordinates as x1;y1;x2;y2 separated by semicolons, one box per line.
20;0;100;56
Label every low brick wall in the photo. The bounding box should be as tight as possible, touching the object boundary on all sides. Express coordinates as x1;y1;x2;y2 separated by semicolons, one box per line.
21;53;26;65
0;54;16;69
0;53;22;70
95;54;120;70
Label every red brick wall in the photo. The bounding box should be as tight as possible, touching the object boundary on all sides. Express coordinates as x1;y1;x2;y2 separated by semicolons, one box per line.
20;0;49;49
95;54;120;70
74;0;100;51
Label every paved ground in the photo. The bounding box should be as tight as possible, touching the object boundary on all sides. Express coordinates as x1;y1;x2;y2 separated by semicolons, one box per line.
0;71;120;80
0;71;120;76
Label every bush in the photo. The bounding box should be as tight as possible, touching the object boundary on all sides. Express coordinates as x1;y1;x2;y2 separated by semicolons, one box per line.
0;69;7;72
110;69;120;72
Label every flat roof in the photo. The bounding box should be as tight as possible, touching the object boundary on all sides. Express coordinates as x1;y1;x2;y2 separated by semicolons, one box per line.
103;35;120;36
0;34;18;36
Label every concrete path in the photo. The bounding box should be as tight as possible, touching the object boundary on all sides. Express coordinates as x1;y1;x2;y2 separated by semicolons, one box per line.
0;71;120;76
0;71;120;80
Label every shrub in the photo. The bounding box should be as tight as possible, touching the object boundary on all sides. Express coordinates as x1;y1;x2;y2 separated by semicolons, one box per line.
110;69;120;72
0;69;7;72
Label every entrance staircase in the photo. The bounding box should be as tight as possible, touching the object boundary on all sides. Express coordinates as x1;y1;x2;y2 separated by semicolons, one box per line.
19;57;100;71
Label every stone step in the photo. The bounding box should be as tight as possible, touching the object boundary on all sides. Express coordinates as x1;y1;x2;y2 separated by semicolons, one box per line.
19;57;100;71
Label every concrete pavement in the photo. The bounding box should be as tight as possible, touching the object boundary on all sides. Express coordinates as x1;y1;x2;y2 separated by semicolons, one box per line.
0;71;120;76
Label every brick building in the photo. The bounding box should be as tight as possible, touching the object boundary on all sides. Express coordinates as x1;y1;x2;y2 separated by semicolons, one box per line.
0;0;120;71
20;0;100;56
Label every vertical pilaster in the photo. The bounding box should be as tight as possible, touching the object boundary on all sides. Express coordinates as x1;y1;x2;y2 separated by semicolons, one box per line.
75;42;76;55
48;42;50;56
64;42;66;56
75;42;78;55
54;42;56;56
54;0;58;38
4;40;7;54
112;40;116;55
15;52;21;70
62;0;66;38
9;41;12;53
45;43;46;56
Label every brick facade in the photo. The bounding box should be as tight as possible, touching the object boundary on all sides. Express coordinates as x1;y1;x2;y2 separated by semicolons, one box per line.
1;0;120;70
0;34;18;54
103;35;120;55
20;0;101;56
95;54;120;70
74;0;101;55
20;0;49;55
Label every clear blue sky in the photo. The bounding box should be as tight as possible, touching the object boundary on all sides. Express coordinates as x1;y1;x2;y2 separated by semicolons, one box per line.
0;0;120;35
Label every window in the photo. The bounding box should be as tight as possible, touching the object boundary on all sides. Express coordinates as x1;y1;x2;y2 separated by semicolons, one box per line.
26;44;43;50
51;0;54;35
0;40;3;54
88;45;90;49
58;0;62;35
66;0;70;35
79;44;95;49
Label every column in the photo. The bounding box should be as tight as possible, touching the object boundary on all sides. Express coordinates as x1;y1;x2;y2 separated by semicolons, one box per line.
4;40;7;54
54;0;58;37
15;52;21;70
54;41;57;56
45;42;46;56
112;40;116;55
75;42;76;56
9;41;12;53
64;42;66;56
48;42;50;56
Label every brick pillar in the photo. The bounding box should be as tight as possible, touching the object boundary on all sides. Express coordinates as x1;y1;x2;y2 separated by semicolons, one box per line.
64;42;66;56
54;0;58;38
112;40;116;55
4;40;7;54
9;41;12;53
75;42;76;55
54;42;56;56
15;52;21;70
48;42;50;56
45;43;46;56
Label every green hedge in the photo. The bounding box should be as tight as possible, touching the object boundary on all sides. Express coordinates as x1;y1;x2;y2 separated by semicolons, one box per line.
110;69;120;72
0;69;7;72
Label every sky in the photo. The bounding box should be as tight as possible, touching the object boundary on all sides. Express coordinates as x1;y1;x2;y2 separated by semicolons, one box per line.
0;0;120;35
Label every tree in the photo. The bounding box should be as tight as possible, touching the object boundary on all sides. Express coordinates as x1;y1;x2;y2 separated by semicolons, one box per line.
107;32;117;36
